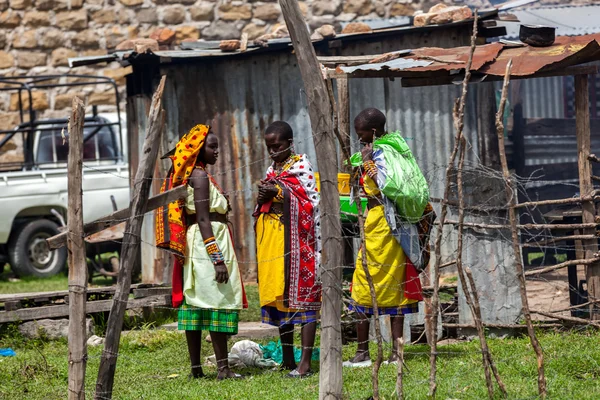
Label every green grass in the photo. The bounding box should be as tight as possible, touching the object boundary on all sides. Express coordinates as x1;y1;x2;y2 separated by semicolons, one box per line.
0;264;117;295
1;329;600;399
239;284;260;323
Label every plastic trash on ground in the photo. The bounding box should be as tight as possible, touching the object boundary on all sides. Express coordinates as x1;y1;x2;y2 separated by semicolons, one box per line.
206;340;279;369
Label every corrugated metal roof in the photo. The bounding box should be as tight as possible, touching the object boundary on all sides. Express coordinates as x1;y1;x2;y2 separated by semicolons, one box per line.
500;5;600;39
335;33;600;79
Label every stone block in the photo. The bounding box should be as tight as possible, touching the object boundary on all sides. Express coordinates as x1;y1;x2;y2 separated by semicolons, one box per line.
23;11;50;26
175;25;200;42
16;51;47;68
9;91;49;111
149;27;176;45
72;29;98;49
119;0;143;6
56;10;88;30
218;3;251;21
19;319;94;340
12;30;37;49
312;0;341;16
103;66;133;85
0;11;21;28
190;2;214;21
0;31;6;48
137;7;157;23
54;92;84;109
162;5;185;25
390;3;415;17
0;51;14;69
9;0;31;10
105;26;126;49
91;9;116;24
88;91;114;106
202;20;240;40
242;22;266;40
51;47;77;67
253;3;279;21
35;0;54;10
40;28;64;49
343;0;372;15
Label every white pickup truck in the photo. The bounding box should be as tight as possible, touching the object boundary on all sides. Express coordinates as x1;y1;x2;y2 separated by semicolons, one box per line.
0;112;130;277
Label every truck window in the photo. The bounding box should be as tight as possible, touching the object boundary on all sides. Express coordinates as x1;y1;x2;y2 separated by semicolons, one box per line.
36;124;117;164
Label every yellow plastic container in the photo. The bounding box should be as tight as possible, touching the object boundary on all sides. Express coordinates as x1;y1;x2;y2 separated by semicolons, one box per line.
314;172;351;195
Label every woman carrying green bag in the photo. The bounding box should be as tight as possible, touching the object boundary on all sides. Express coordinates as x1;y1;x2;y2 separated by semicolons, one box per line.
344;108;435;368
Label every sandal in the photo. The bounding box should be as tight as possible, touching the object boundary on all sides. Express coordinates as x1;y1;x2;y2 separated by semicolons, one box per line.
286;369;313;379
342;359;372;368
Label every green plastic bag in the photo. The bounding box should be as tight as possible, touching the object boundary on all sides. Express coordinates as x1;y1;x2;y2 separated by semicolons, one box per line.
260;340;320;364
349;131;429;223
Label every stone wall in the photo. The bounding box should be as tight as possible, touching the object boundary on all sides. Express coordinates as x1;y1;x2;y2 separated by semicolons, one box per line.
0;0;595;164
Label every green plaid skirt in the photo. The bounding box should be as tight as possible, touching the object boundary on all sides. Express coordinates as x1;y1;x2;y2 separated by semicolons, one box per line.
178;302;239;334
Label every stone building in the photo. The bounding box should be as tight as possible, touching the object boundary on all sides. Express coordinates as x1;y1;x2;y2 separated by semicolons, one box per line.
0;0;595;130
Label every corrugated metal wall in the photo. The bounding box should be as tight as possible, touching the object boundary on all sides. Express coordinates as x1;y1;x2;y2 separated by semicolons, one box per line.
131;27;525;325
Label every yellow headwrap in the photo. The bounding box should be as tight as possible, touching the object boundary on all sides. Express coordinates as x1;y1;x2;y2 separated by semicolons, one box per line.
156;124;210;255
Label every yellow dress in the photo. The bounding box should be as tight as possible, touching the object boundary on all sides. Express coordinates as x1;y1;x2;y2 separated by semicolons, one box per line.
182;183;243;310
351;175;419;314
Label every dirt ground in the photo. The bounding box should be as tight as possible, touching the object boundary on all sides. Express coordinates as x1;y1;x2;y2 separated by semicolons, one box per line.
526;268;581;320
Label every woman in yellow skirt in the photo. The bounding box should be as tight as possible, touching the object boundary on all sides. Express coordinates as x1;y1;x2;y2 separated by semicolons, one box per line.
344;109;428;368
255;121;321;378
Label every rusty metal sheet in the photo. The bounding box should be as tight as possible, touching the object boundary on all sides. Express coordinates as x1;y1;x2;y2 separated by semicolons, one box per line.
337;42;504;77
406;42;504;72
480;33;600;76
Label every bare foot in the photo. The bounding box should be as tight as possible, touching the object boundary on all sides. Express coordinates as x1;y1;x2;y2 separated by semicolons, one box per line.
295;361;311;375
216;367;244;380
349;350;370;363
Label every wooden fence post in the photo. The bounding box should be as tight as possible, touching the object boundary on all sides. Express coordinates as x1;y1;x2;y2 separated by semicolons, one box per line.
94;76;167;399
67;97;87;400
575;74;600;321
277;1;344;398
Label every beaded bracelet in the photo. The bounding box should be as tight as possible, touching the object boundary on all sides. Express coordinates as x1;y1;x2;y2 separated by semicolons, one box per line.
204;236;225;265
363;160;378;180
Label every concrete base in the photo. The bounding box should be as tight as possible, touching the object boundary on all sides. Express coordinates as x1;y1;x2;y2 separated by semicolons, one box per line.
161;321;279;340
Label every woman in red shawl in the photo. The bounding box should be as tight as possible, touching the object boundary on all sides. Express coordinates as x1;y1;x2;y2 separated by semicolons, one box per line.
255;121;321;378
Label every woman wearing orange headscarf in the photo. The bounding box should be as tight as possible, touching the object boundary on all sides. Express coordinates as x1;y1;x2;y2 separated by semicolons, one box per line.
156;125;246;380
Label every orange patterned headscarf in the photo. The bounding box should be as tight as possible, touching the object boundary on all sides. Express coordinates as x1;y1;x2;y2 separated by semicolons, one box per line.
155;124;210;307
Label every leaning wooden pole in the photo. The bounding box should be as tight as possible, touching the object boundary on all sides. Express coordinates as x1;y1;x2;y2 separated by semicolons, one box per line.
67;97;87;400
277;1;343;398
495;60;547;398
95;76;166;399
575;74;600;320
428;11;478;398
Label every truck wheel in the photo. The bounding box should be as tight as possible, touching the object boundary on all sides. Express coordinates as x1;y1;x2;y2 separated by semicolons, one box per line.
8;219;67;277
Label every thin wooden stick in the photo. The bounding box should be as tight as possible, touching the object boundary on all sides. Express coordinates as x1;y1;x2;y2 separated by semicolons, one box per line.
522;234;598;248
513;192;600;209
588;154;600;163
495;59;547;398
550;299;600;314
444;220;598;230
429;12;478;398
531;310;600;328
351;171;383;400
416;55;464;64
95;76;166;399
525;257;600;277
443;323;562;329
466;267;508;397
67;97;87;400
396;337;404;400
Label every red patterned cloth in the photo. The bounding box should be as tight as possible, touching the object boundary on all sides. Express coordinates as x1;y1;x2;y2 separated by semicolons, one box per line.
256;154;321;310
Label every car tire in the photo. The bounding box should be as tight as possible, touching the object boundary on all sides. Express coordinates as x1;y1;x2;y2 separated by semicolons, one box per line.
8;219;67;277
